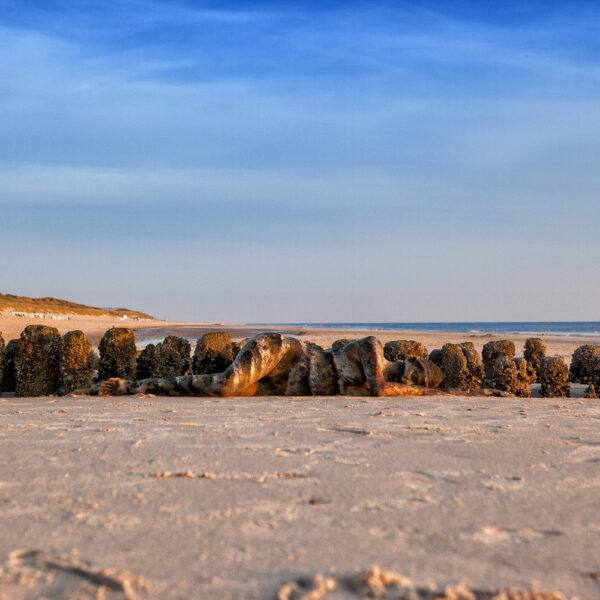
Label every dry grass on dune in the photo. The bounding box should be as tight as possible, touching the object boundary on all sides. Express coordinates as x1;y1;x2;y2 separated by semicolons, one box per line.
0;292;153;319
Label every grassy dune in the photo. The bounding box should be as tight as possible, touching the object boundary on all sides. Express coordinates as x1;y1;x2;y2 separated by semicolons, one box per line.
0;293;154;319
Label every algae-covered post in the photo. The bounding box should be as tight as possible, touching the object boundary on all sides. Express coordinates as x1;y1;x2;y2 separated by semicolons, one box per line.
1;339;18;393
58;330;96;395
489;355;530;398
192;332;236;374
15;325;62;397
157;336;191;376
137;337;190;379
569;345;600;383
459;342;484;389
585;355;600;394
384;340;428;362
136;344;158;379
98;327;137;381
482;340;516;387
440;343;468;389
440;342;483;390
539;356;570;398
524;337;546;383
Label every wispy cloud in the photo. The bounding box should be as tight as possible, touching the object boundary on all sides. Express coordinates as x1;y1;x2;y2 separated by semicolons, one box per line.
2;1;599;319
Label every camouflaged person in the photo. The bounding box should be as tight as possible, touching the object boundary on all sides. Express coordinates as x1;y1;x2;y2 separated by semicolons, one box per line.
94;332;445;397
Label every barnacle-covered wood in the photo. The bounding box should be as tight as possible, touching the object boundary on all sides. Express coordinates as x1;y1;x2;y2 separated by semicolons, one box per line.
58;330;96;395
384;340;428;362
482;340;516;387
98;327;137;381
539;356;570;398
192;332;236;374
15;325;62;397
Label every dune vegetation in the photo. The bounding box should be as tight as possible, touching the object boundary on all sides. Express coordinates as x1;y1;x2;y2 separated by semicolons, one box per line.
0;292;153;319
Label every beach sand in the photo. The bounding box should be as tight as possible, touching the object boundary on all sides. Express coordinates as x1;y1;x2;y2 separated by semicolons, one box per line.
2;318;599;597
1;393;599;599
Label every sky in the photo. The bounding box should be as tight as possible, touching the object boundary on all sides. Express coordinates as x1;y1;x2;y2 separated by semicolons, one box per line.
1;0;599;322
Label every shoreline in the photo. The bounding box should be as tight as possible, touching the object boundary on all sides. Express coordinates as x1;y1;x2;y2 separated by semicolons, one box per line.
250;322;600;337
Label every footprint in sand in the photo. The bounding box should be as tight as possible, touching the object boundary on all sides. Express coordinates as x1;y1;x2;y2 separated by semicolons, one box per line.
482;475;525;491
0;548;150;599
471;526;563;545
395;470;436;492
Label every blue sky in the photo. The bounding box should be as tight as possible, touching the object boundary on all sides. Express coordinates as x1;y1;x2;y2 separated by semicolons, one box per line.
1;0;599;321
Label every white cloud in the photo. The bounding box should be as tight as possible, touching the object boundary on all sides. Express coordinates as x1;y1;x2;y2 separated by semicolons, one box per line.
2;3;600;319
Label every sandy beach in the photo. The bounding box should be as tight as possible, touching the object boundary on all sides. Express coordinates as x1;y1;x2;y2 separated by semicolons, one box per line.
2;317;599;597
0;393;599;599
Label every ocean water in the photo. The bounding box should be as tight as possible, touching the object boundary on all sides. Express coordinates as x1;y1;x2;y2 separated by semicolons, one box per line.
137;322;600;347
258;322;600;337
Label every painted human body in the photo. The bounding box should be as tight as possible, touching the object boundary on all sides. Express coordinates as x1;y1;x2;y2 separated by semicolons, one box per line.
96;332;444;397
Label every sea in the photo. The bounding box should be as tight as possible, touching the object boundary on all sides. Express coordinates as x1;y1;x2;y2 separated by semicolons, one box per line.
138;322;600;347
254;322;600;337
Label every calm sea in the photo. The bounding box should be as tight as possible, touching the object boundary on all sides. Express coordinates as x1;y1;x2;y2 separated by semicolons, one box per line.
138;322;600;347
256;322;600;337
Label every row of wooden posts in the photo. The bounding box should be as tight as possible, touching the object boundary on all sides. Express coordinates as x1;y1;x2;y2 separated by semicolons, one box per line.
0;326;238;397
0;326;599;398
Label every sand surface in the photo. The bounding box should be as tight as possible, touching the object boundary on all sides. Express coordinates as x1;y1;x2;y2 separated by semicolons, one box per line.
1;394;599;599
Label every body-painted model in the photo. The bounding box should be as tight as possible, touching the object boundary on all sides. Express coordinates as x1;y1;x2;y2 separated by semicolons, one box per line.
96;333;444;397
